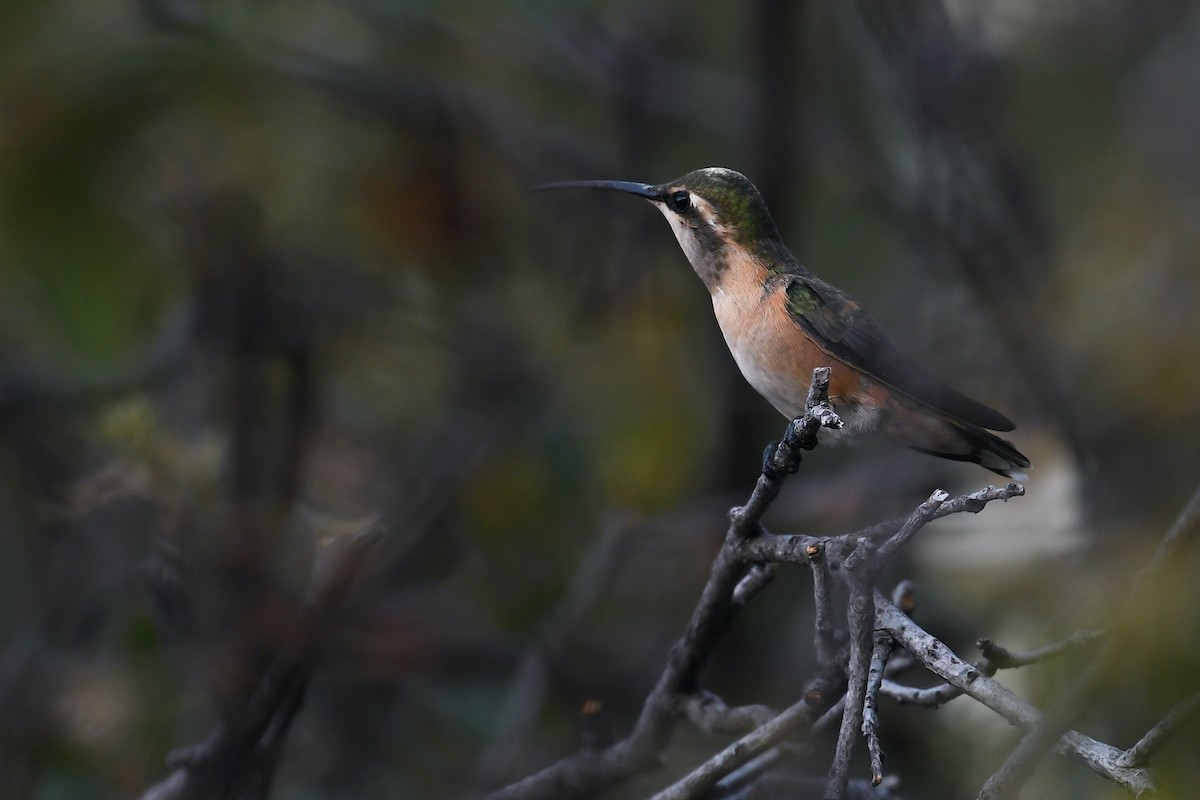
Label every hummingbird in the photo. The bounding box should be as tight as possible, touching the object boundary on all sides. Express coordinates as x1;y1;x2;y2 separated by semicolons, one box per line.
536;167;1029;479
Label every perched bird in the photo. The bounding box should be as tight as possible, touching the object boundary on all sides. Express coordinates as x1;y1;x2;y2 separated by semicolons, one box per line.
537;167;1029;478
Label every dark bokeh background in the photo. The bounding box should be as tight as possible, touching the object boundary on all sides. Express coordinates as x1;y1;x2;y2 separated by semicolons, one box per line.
2;1;1199;798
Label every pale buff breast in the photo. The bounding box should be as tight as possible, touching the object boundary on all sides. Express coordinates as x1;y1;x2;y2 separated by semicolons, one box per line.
710;262;883;438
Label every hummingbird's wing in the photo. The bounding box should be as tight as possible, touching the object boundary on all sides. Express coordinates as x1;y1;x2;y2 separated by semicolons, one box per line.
784;275;1016;432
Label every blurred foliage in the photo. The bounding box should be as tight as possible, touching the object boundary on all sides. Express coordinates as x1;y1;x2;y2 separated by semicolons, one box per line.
1;1;1199;798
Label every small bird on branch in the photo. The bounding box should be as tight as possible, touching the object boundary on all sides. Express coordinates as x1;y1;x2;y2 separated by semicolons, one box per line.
538;167;1029;478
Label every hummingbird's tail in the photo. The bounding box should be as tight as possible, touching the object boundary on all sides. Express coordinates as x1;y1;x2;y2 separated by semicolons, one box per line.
908;420;1031;481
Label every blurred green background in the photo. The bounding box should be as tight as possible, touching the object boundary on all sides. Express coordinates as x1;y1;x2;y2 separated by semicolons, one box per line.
2;1;1199;798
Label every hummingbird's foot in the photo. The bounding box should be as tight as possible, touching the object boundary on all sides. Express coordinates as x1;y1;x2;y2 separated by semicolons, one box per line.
761;441;778;477
761;440;800;481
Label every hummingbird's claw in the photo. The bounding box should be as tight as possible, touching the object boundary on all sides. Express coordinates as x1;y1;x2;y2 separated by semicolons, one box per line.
761;440;801;480
761;441;783;480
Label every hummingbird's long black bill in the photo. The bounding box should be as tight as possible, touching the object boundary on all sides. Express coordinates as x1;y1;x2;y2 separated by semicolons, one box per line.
532;179;659;199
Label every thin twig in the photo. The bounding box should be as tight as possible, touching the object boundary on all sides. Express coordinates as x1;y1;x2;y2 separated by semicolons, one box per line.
678;692;778;737
1118;690;1200;768
977;629;1104;669
1135;481;1200;592
879;678;966;709
752;368;842;502
876;490;949;561
827;540;876;800
810;542;838;674
843;484;1025;545
484;369;842;800
880;628;1102;710
736;484;1025;567
732;563;776;608
876;596;1155;796
977;480;1200;799
139;522;384;800
472;520;636;788
648;696;824;800
862;632;894;786
710;749;782;798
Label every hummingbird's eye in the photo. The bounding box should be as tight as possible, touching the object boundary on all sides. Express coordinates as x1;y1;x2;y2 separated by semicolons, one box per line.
670;191;691;212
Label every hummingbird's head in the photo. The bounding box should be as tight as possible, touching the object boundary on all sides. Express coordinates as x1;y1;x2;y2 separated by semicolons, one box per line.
535;167;783;290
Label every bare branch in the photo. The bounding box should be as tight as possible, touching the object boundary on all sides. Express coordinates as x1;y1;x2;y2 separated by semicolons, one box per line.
735;484;1024;567
810;542;838;675
756;367;841;486
1118;690;1200;768
732;563;776;608
483;536;751;799
140;522;384;800
976;629;1104;669
881;628;1101;711
647;696;824;800
473;520;637;788
976;480;1200;799
863;632;894;786
678;692;778;738
827;540;877;799
876;490;949;561
879;678;964;709
1136;480;1200;591
876;597;1156;797
709;749;782;798
484;368;842;800
841;484;1025;545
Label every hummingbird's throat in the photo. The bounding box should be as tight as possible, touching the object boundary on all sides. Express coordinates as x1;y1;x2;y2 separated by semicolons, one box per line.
654;197;730;292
